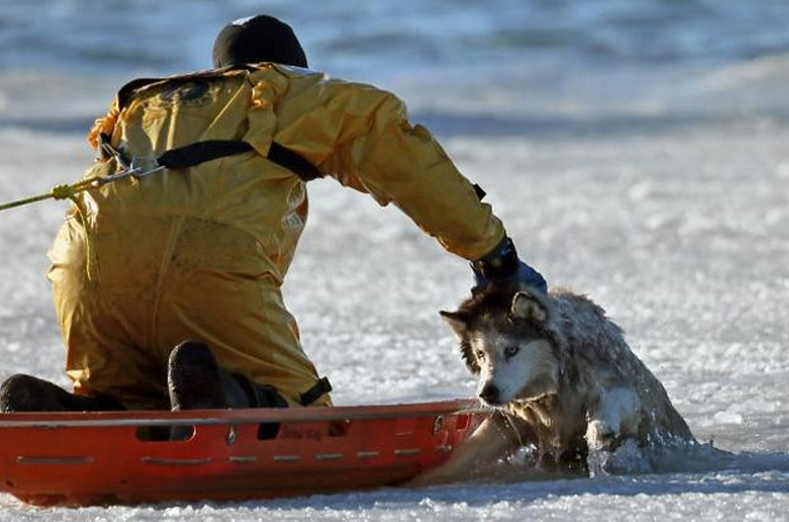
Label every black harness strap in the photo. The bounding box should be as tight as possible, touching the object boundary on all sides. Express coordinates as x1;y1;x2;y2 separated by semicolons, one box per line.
300;377;333;406
267;143;323;181
100;134;322;183
158;140;322;182
157;140;253;169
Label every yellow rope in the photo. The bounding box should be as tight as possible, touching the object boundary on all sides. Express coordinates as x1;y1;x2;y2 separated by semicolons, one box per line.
0;176;102;211
0;176;103;280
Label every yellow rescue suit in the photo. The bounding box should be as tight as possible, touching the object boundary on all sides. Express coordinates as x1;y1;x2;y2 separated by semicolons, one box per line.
47;64;506;409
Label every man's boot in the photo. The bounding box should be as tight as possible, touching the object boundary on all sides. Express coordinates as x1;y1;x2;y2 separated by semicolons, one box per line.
0;374;123;412
167;340;233;411
167;340;289;440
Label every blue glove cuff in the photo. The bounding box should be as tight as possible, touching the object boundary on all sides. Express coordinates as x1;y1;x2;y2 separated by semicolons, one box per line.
471;236;519;281
471;237;548;294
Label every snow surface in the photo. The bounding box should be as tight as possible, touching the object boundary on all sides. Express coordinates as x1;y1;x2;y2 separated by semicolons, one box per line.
1;41;789;522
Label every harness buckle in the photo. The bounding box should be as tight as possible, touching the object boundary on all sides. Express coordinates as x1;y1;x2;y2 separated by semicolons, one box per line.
130;156;165;178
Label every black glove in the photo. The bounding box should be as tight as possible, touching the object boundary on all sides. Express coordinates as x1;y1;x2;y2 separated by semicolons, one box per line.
471;236;548;294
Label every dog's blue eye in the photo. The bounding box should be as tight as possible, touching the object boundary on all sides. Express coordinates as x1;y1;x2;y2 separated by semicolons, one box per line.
505;345;519;358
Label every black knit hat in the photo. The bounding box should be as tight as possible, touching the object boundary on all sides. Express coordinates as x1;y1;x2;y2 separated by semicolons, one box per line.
212;15;308;69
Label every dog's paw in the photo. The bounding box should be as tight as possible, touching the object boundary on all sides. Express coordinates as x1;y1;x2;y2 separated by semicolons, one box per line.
587;387;641;449
585;419;620;451
587;438;651;477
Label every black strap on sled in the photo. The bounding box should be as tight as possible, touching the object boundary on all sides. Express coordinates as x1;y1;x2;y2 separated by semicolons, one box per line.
472;183;486;201
300;377;333;406
99;134;322;182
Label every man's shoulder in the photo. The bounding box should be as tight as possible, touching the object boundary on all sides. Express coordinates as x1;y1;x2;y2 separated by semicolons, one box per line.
116;67;250;108
269;63;325;78
269;64;398;103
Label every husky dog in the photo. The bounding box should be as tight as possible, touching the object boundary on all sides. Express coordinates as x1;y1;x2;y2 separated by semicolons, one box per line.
429;284;694;479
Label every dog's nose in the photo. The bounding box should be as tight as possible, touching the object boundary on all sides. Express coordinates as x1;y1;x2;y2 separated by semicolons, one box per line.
479;383;501;405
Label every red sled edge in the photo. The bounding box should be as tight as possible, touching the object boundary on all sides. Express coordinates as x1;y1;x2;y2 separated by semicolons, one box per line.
0;399;488;506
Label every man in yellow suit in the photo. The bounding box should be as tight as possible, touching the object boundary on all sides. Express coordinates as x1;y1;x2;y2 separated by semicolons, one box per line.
0;15;546;413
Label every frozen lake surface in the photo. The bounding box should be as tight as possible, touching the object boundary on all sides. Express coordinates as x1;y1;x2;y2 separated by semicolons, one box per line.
1;2;789;520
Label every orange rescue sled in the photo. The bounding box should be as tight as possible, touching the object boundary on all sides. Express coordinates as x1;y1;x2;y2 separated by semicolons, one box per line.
0;399;486;506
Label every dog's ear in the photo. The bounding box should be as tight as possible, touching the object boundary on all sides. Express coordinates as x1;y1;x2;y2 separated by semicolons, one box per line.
511;290;548;323
440;310;470;340
460;341;481;375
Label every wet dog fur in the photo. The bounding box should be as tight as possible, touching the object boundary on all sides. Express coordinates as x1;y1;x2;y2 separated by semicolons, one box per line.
422;284;694;481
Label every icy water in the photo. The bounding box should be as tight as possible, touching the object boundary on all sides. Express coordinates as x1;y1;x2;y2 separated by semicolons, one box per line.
1;0;789;520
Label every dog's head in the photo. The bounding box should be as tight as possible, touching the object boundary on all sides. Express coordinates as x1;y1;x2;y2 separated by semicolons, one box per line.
441;285;560;407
